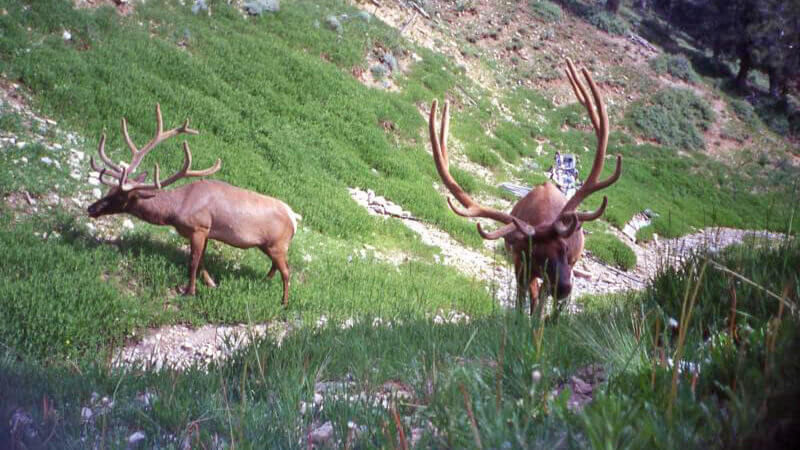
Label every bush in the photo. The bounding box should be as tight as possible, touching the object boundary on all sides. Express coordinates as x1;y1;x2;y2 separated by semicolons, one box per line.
588;10;630;35
626;88;715;150
585;232;637;271
649;54;700;83
729;98;758;127
529;0;563;23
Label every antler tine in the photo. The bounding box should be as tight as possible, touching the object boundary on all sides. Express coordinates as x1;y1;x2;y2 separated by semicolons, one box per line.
439;100;450;162
122;103;200;177
97;168;120;187
558;60;622;222
429;100;517;225
97;133;123;174
565;59;600;132
575;196;608;222
145;141;221;190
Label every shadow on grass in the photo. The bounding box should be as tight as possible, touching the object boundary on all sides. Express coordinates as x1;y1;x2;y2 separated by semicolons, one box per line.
58;216;273;290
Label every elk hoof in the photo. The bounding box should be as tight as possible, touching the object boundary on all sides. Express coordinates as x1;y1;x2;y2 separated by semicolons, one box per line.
201;270;217;288
181;286;196;296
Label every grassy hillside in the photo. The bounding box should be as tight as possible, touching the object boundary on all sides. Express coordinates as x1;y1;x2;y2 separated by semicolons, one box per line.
1;0;799;447
0;0;797;357
2;240;797;447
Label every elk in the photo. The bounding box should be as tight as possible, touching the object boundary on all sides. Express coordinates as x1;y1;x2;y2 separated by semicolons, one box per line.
429;59;621;314
87;104;297;304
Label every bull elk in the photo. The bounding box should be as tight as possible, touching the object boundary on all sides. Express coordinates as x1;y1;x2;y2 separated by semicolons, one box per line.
87;104;297;304
429;59;621;314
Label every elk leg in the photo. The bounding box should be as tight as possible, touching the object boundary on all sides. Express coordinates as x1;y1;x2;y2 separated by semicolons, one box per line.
261;245;291;306
275;254;290;307
529;278;541;317
199;239;217;287
513;252;528;312
266;262;277;279
185;230;209;295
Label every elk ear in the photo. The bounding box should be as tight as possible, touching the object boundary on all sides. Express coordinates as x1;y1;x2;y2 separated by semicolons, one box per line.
132;189;158;199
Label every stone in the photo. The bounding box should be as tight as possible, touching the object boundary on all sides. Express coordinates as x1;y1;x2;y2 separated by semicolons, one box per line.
308;421;334;445
81;407;93;422
128;431;146;447
571;376;592;395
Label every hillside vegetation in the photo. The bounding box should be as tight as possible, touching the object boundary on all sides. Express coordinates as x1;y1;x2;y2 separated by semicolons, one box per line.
0;0;798;447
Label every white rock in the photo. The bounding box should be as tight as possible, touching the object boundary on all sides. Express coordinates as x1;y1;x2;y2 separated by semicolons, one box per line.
313;392;324;406
308;421;334;445
123;219;135;230
128;431;146;445
40;156;53;165
62;30;71;41
16;141;26;149
86;222;96;233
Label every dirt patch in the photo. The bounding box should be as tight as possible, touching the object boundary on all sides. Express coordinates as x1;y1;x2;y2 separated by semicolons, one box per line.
113;322;292;371
73;0;134;15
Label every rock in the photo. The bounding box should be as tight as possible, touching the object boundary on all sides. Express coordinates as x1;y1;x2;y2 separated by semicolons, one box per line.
40;156;53;165
308;421;334;445
92;188;102;199
313;392;324;406
123;219;135;230
571;376;592;395
81;407;93;422
127;431;146;447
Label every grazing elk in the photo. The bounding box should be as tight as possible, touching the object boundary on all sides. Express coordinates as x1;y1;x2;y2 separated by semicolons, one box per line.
87;104;297;304
429;59;621;314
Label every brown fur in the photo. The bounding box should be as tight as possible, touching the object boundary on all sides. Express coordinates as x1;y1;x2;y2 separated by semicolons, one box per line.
89;180;296;304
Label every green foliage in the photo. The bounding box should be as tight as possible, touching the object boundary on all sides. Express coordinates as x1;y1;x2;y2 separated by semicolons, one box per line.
587;9;630;35
647;240;798;337
728;98;758;127
585;230;637;271
4;244;799;447
626;88;715;150
649;54;701;83
529;0;563;23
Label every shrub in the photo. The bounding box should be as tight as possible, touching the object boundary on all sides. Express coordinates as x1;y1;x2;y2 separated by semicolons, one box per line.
649;54;700;84
585;232;637;271
626;88;715;150
587;10;630;35
529;0;563;23
729;98;758;127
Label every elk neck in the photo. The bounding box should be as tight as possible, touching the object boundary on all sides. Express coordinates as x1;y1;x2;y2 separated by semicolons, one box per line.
127;188;183;226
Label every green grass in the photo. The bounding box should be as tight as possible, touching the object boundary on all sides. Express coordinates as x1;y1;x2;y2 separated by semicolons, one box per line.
1;0;798;363
529;0;563;23
2;237;797;448
626;87;715;151
584;222;637;271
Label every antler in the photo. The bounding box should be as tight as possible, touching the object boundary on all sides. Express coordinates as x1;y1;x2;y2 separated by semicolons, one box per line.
558;59;622;222
90;104;220;190
430;100;517;225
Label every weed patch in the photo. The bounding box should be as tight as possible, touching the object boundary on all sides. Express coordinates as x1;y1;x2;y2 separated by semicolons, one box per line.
529;0;563;23
626;88;714;151
649;53;700;84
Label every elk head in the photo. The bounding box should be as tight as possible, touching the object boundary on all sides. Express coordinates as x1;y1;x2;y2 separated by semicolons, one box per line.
429;59;621;313
88;103;221;218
